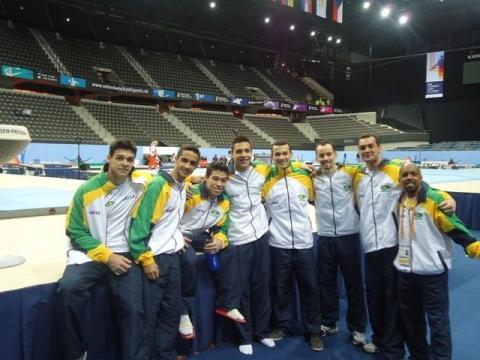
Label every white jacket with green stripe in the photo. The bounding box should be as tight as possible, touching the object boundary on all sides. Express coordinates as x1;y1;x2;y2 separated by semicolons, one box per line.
262;164;314;249
224;161;271;245
354;159;404;253
65;170;150;265
179;182;230;249
394;183;476;275
313;165;360;237
129;170;187;266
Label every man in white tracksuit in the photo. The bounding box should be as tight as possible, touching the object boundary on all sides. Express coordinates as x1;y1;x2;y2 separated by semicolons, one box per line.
354;134;456;358
394;163;480;360
314;140;367;347
224;135;275;355
263;140;323;352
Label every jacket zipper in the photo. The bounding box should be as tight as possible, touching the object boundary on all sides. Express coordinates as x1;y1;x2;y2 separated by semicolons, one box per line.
284;171;295;248
369;174;378;249
329;176;337;235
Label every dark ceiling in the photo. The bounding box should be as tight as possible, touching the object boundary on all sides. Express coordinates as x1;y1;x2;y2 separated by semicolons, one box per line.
1;0;479;65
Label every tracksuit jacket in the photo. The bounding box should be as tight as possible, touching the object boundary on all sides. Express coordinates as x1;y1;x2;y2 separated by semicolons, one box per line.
394;182;476;275
224;161;271;245
354;159;404;253
179;182;231;248
129;170;186;266
65;170;150;265
314;165;360;237
262;164;314;249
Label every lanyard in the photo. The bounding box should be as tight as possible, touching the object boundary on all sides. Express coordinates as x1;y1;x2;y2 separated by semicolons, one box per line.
400;195;417;242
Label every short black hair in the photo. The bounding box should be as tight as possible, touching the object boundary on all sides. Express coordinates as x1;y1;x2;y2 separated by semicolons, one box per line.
231;135;252;152
177;144;200;160
206;162;229;177
109;139;137;156
359;134;380;146
316;139;335;154
271;140;291;152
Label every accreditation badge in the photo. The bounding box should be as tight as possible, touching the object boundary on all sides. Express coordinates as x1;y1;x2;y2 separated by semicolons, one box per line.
398;245;411;267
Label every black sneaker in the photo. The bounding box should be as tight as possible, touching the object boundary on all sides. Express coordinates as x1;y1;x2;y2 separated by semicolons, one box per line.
310;335;324;351
270;329;286;341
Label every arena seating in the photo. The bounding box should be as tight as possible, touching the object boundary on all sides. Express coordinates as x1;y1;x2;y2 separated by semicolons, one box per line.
394;141;480;151
170;108;271;148
201;60;280;100
257;68;314;102
130;49;224;95
41;31;146;87
0;90;102;144
0;21;56;75
244;114;310;148
307;114;402;141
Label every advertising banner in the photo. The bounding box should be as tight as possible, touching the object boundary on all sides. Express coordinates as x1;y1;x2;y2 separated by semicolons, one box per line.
425;51;445;99
60;74;87;88
2;65;34;80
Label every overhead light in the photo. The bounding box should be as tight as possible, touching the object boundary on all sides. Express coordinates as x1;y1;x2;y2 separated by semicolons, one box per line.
145;34;149;38
336;38;342;44
398;14;409;25
362;1;371;10
310;31;316;37
327;36;333;42
264;17;270;24
380;6;391;18
290;24;295;31
106;26;110;31
209;1;216;9
20;6;24;10
211;45;214;49
66;17;71;22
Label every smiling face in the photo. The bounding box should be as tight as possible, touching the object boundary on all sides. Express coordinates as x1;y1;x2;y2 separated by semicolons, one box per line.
272;144;291;169
316;143;337;172
106;148;135;184
358;136;382;168
205;169;229;198
232;141;252;172
172;150;199;181
400;163;422;197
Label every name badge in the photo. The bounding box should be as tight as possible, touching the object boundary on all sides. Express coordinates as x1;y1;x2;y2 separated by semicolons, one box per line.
398;245;411;267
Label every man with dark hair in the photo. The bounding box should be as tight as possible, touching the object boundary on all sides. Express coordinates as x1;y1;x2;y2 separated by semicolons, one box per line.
177;162;246;339
129;144;200;360
314;139;368;347
225;135;275;355
56;139;151;360
264;140;323;352
355;134;456;358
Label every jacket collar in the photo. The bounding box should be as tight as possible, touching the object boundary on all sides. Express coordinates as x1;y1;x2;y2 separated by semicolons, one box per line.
158;169;176;184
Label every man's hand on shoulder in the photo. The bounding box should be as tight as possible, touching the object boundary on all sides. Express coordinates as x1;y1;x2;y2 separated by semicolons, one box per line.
439;197;456;215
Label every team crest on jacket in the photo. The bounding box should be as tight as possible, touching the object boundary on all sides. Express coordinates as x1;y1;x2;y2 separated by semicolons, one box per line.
105;200;114;207
381;184;392;191
298;194;307;201
210;209;220;216
343;184;352;191
414;212;424;220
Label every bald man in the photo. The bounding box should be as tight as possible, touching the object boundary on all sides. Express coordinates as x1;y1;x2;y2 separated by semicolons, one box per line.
395;163;480;360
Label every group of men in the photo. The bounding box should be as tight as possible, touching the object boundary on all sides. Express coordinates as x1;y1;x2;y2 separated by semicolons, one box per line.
56;134;480;360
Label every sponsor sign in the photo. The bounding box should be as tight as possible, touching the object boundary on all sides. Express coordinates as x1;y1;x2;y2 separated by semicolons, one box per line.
230;97;249;106
177;92;193;99
36;72;57;82
308;105;319;111
280;102;293;110
90;82;149;94
193;93;215;102
263;100;280;109
60;74;87;88
319;105;334;114
215;95;229;103
1;65;34;80
152;88;177;98
293;103;308;112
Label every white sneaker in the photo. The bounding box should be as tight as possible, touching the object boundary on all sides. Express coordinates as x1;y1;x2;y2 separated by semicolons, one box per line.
227;308;246;323
320;324;338;335
260;338;275;348
178;314;194;339
352;331;367;346
363;342;380;353
239;344;253;355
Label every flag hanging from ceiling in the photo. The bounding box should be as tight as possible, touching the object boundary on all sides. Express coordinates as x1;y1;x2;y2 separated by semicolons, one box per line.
332;0;343;23
288;0;295;7
301;0;313;13
316;0;327;19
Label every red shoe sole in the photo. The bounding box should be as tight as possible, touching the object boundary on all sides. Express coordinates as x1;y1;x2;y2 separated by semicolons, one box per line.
215;308;247;324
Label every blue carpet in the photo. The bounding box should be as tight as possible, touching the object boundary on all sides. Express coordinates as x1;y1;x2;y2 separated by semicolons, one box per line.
192;231;480;359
